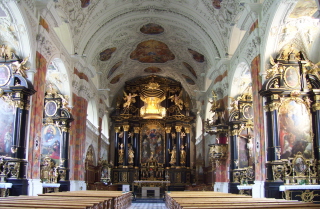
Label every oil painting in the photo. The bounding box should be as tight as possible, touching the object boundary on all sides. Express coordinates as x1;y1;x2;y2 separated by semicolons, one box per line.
141;123;164;164
41;124;61;164
278;99;312;159
0;99;15;156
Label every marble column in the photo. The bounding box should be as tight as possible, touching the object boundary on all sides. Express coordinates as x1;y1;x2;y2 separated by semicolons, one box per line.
114;127;120;168
312;95;320;161
175;126;182;168
123;125;130;168
185;127;191;168
165;126;171;169
133;127;140;168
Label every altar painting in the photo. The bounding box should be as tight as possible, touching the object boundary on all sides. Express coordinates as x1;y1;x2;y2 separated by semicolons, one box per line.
278;99;312;159
141;123;164;163
0;99;15;156
41;124;62;164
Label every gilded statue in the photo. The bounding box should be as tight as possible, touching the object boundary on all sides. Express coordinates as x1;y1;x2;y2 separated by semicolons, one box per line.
123;91;138;111
128;144;134;164
11;56;29;78
169;145;177;165
118;143;124;164
180;144;186;165
169;90;183;110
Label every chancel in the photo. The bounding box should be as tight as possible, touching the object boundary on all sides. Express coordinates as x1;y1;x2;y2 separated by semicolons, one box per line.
0;0;320;208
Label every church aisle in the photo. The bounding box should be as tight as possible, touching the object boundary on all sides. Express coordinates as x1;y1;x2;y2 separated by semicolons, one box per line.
128;202;168;209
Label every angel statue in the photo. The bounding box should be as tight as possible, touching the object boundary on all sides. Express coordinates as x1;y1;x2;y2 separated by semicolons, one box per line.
266;56;283;79
123;91;138;112
11;56;29;78
305;59;320;79
229;96;241;112
169;90;183;110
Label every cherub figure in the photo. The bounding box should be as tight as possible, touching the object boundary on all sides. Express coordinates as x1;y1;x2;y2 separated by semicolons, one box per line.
169;90;183;110
123;91;138;111
229;96;240;112
266;56;281;79
11;56;29;78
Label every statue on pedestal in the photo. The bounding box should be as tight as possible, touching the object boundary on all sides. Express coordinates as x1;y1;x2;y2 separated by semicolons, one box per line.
169;145;177;165
128;144;134;164
118;143;124;164
180;144;186;165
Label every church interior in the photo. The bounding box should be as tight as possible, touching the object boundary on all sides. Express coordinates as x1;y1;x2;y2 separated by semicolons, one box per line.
0;0;320;205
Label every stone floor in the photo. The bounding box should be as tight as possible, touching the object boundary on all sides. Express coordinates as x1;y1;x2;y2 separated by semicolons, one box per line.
128;202;168;209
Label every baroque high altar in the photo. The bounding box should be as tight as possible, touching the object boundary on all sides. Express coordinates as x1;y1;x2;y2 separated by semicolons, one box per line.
110;75;194;192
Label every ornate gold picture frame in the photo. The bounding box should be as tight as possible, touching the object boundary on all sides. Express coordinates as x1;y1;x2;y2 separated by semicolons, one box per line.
284;66;300;88
45;101;58;117
0;64;11;86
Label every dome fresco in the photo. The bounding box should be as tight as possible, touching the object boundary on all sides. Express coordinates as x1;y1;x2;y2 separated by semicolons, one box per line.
99;47;116;61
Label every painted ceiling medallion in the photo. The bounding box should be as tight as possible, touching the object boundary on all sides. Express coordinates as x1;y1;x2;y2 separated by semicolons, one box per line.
182;62;197;79
140;23;164;35
107;61;122;79
144;66;162;73
81;0;90;8
100;47;116;61
212;0;222;9
188;48;205;63
182;74;195;85
130;40;175;63
110;73;124;84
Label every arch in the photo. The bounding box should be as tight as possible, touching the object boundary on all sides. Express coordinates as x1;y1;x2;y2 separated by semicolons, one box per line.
229;62;252;99
101;114;110;143
195;114;203;144
87;99;98;128
46;58;72;106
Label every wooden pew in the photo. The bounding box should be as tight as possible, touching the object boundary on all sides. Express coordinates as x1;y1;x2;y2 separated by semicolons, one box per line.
165;191;319;209
0;190;132;209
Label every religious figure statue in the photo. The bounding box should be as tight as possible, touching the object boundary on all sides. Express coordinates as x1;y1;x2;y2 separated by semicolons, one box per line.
169;145;176;165
123;91;138;112
128;144;134;164
118;143;124;164
247;136;253;158
11;56;29;78
169;90;183;110
180;144;186;165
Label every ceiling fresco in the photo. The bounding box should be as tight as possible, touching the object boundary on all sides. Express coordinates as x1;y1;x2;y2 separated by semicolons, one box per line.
182;62;198;79
144;66;162;74
130;40;175;63
140;23;164;35
182;74;195;85
99;47;117;61
188;49;205;63
107;61;122;79
110;73;124;84
51;0;261;104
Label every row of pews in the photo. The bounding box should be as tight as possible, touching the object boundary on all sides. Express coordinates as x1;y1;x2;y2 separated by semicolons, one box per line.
165;191;319;209
0;190;132;209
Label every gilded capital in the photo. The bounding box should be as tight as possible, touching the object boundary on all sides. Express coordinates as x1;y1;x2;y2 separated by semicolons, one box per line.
312;103;320;112
175;126;182;132
133;127;140;133
123;125;130;132
114;127;121;133
184;127;190;134
165;127;171;133
61;127;69;133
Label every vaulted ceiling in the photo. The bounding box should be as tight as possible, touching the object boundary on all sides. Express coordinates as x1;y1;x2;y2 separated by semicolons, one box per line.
53;0;244;103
